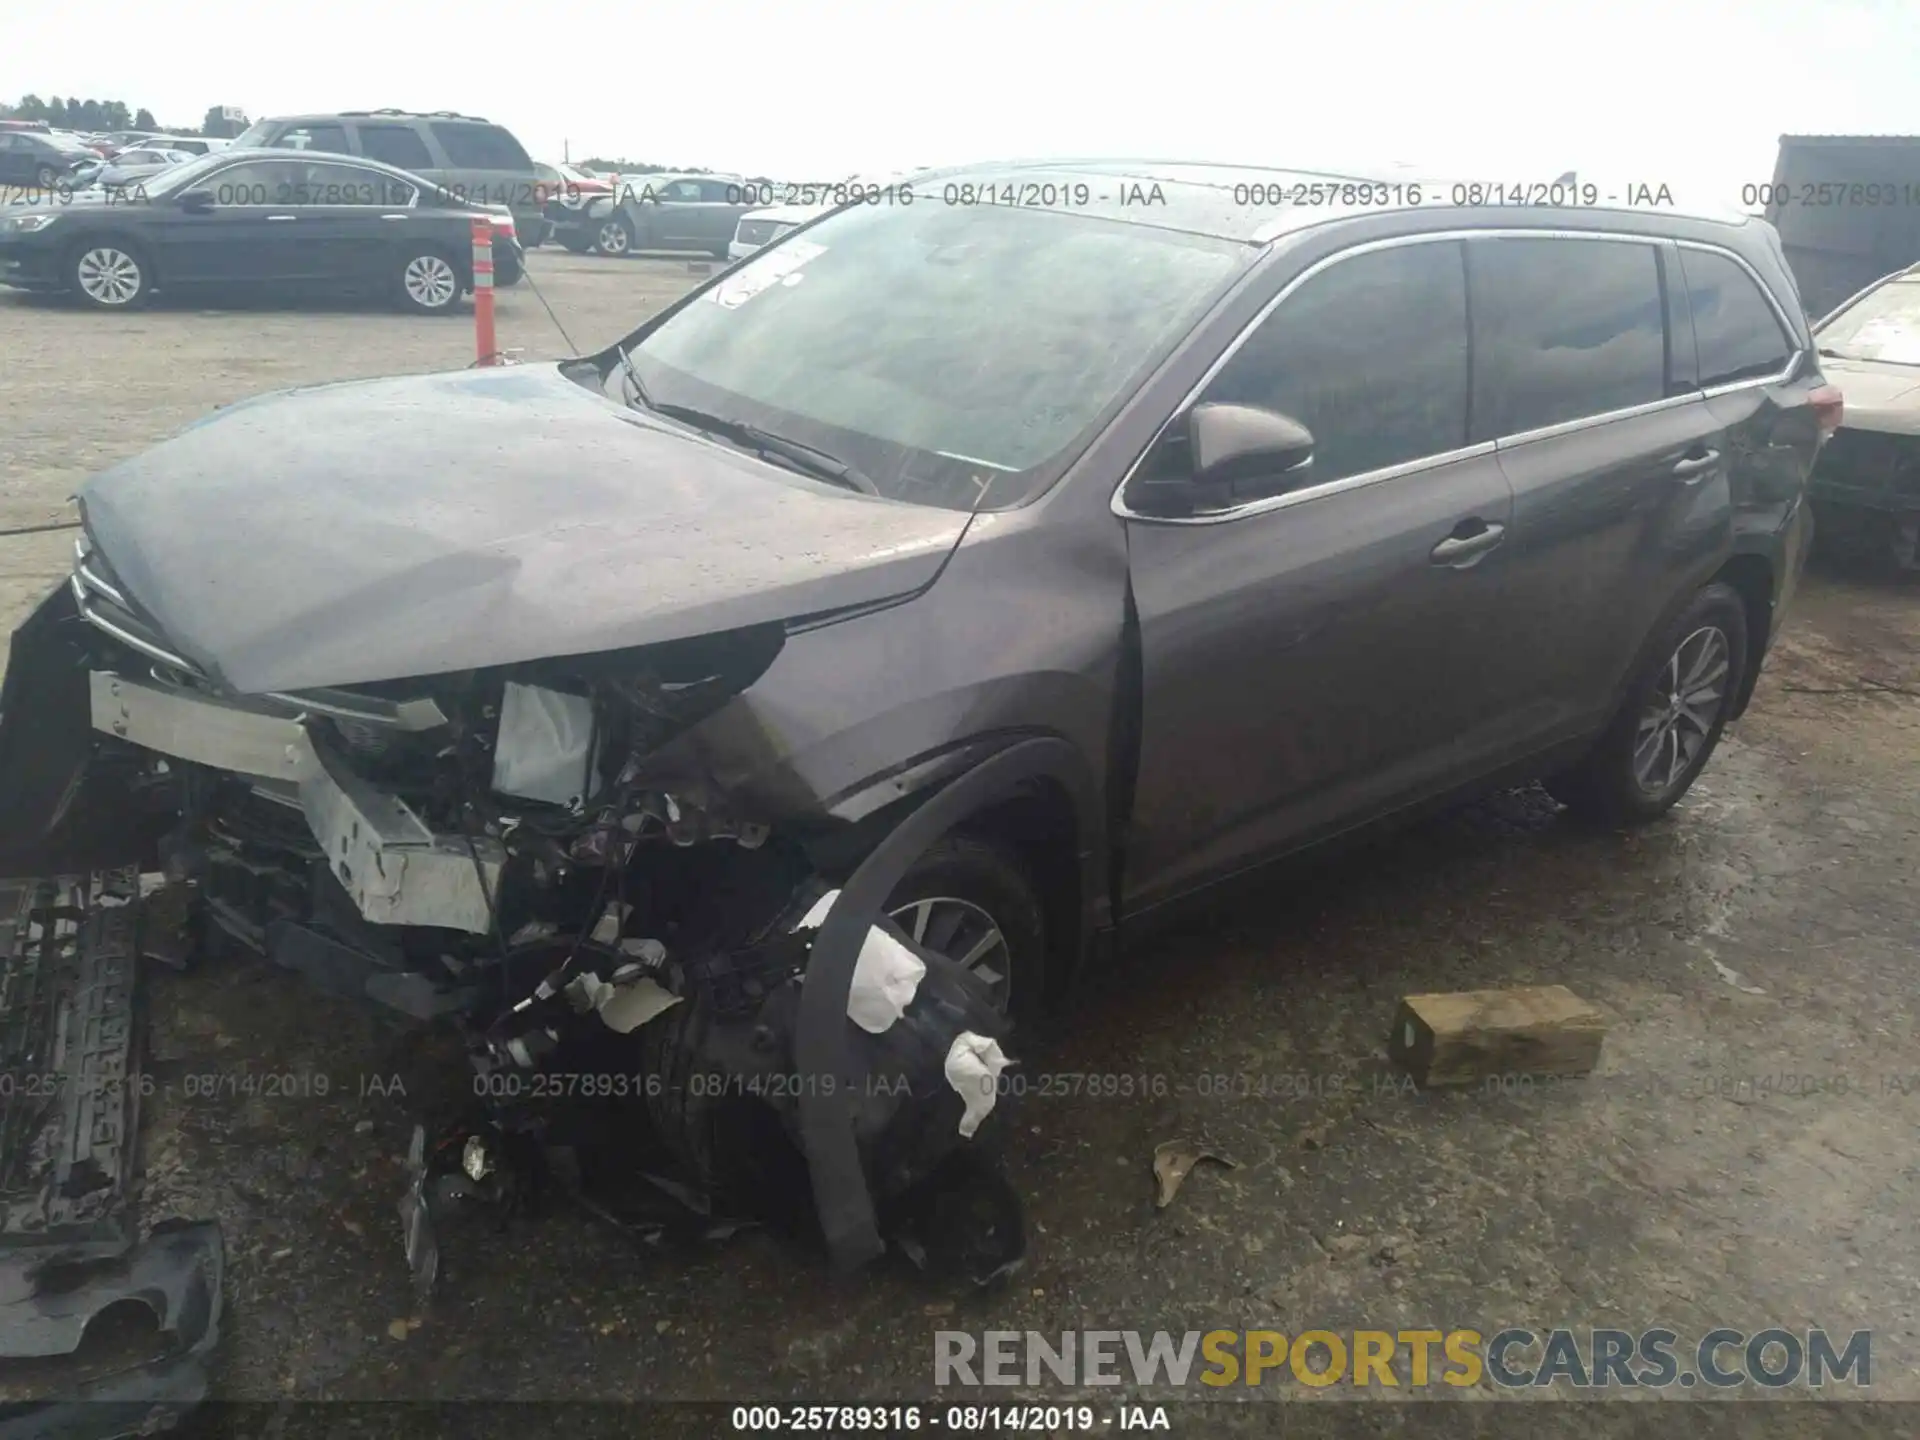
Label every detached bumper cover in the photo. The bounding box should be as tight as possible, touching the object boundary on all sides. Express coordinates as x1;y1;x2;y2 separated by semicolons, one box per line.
0;874;224;1440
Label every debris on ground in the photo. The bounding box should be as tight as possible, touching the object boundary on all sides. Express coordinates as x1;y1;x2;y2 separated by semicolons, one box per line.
1151;1140;1238;1209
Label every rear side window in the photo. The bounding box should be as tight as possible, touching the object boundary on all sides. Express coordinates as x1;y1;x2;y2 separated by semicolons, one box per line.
1679;248;1794;386
356;124;434;171
1469;237;1667;438
429;123;531;169
1200;240;1470;485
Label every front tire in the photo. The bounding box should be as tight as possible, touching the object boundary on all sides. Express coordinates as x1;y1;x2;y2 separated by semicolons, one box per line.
884;834;1046;1029
558;231;593;254
34;164;60;188
68;241;149;309
595;213;636;257
1546;582;1749;824
394;247;462;315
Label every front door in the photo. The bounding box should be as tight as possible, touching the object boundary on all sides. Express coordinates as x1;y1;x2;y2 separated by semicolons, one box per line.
145;158;313;287
1121;238;1520;914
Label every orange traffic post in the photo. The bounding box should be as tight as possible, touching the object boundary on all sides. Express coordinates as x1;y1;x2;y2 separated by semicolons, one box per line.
471;216;496;366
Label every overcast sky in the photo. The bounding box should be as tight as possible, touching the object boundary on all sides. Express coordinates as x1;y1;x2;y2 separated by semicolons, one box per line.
6;0;1917;198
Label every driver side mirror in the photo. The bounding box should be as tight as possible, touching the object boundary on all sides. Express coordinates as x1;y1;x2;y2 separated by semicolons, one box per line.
179;189;214;214
1130;402;1317;516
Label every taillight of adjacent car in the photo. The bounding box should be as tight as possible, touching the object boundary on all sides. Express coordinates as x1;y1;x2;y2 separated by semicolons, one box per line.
1810;383;1844;441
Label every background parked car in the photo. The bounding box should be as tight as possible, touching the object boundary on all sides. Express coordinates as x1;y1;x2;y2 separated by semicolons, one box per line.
1807;262;1920;569
0;130;97;187
232;110;550;245
0;148;523;313
72;146;195;190
139;135;230;157
554;173;752;258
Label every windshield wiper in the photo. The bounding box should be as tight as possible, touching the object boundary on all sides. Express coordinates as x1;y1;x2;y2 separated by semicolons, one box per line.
618;364;880;496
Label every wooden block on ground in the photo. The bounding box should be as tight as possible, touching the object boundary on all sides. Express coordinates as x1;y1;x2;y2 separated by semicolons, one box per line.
1388;985;1606;1088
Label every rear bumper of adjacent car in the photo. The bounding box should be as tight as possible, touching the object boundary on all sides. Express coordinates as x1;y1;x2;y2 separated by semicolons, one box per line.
1807;426;1920;513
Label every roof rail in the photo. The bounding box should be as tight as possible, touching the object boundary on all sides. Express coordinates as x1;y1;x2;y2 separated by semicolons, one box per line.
333;107;492;122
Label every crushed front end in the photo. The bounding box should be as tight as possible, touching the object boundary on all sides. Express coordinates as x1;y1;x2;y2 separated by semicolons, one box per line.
0;539;1023;1331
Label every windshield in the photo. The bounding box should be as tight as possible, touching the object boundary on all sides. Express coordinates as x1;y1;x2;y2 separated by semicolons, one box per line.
1819;278;1920;365
613;200;1246;510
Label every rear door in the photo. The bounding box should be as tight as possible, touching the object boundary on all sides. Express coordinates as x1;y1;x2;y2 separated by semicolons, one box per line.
696;178;750;248
1122;236;1520;912
1466;233;1731;745
277;158;417;285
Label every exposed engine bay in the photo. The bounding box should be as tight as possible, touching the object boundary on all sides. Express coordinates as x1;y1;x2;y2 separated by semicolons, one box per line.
0;551;1028;1327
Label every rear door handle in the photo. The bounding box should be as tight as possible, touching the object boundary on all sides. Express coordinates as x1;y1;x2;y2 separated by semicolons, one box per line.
266;214;297;222
1430;521;1507;567
1671;449;1721;480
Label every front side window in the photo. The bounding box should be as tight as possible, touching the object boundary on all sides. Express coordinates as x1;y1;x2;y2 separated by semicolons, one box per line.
1681;248;1794;385
194;159;308;205
1196;240;1471;487
1469;237;1668;439
618;200;1247;510
1816;275;1920;365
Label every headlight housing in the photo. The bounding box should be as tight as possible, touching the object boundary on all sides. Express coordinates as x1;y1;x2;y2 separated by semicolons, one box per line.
5;214;60;235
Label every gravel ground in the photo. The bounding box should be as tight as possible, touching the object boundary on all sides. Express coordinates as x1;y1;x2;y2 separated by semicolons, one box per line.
1;252;1916;1430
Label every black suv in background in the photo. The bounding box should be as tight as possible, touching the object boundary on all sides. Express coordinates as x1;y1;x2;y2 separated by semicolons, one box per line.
231;109;550;243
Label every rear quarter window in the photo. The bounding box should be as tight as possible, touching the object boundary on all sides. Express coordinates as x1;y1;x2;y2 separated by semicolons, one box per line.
429;123;532;170
1678;248;1794;386
356;124;435;172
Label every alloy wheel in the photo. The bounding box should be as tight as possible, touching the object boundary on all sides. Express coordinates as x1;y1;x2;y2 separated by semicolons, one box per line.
597;219;631;254
75;248;142;305
886;895;1011;1013
403;254;458;310
1632;624;1731;794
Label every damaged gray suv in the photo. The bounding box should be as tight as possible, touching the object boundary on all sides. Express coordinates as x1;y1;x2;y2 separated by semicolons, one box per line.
0;162;1833;1304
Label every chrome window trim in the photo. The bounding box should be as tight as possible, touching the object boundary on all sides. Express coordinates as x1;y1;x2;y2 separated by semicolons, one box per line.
1111;227;1800;526
1670;238;1804;393
1492;391;1701;451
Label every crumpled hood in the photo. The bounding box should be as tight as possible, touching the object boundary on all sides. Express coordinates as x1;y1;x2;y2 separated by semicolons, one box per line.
78;364;970;693
1820;357;1920;436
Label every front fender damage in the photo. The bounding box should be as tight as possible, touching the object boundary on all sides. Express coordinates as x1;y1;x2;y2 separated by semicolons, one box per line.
0;579;1034;1365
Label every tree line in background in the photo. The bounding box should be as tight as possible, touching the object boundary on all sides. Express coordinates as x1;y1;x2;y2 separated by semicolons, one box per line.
0;95;250;138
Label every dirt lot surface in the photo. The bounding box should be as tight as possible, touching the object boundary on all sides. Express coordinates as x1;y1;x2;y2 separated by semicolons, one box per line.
1;253;1917;1428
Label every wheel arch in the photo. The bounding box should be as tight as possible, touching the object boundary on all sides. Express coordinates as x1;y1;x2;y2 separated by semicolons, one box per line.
793;735;1105;1271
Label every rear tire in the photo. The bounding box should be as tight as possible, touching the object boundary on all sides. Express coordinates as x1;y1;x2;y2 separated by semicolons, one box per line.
394;247;462;315
1545;582;1749;825
67;240;149;309
558;231;593;254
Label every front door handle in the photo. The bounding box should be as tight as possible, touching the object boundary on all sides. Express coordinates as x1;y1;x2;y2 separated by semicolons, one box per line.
266;214;297;222
1430;521;1507;567
1671;449;1721;480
